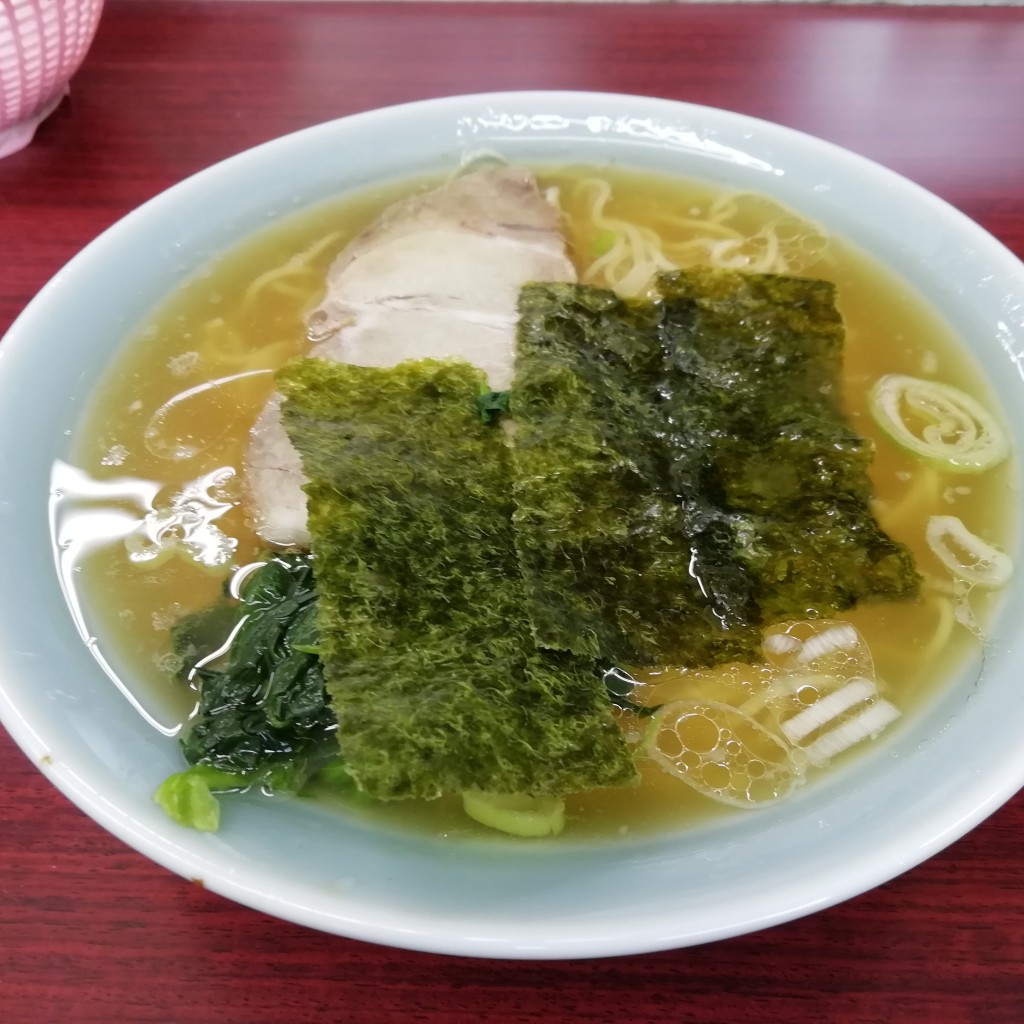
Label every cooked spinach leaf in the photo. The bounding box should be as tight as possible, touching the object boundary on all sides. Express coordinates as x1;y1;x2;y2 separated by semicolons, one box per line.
602;665;660;717
278;357;637;802
170;600;241;667
476;389;511;425
173;553;338;777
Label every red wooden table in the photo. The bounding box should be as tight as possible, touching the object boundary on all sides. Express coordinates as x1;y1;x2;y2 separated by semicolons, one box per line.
2;3;1024;1022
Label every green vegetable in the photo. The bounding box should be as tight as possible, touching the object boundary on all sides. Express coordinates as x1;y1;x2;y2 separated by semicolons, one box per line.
476;389;511;425
591;229;619;257
279;357;637;802
172;554;338;776
512;271;919;667
603;665;659;717
868;373;1009;472
926;514;1013;588
154;765;252;832
462;791;566;838
307;761;357;790
169;599;241;667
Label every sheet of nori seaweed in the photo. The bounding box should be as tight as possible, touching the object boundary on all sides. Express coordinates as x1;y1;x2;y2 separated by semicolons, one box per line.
278;358;637;801
512;269;918;667
512;283;761;667
658;268;919;616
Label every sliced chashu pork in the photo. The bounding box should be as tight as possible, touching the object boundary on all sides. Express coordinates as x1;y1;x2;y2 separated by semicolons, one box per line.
244;166;577;547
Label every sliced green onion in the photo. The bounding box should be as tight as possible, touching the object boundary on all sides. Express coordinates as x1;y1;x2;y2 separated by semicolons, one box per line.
461;791;565;838
869;374;1008;473
154;765;252;832
926;514;1014;588
590;229;619;257
780;677;877;744
646;700;803;808
802;698;900;767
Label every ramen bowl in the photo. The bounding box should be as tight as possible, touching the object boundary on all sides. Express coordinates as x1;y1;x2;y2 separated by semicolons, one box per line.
1;92;1023;959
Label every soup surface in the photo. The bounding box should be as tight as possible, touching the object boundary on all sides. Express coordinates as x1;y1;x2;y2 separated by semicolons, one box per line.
61;165;1016;839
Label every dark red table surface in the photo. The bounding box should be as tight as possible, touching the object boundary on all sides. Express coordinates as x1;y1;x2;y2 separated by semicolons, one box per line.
3;3;1024;1022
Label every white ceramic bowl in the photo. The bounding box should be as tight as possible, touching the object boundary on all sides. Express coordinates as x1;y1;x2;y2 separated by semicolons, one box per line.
2;92;1023;959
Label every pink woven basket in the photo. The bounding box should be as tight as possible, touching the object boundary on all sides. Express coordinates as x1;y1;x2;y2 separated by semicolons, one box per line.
0;0;104;159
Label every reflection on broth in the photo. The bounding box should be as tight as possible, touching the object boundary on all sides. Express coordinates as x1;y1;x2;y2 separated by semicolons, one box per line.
58;165;1015;840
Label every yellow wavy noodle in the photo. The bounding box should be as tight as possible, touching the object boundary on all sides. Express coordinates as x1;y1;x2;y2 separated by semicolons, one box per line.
188;230;344;376
143;370;274;461
920;594;957;663
200;317;293;374
571;177;675;297
873;468;942;533
568;177;829;296
241;230;342;309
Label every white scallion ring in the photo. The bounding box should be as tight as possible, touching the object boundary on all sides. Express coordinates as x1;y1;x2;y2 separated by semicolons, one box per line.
869;374;1008;473
925;514;1014;588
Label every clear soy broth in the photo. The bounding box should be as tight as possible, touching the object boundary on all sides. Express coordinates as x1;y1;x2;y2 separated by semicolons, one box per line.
67;165;1016;839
